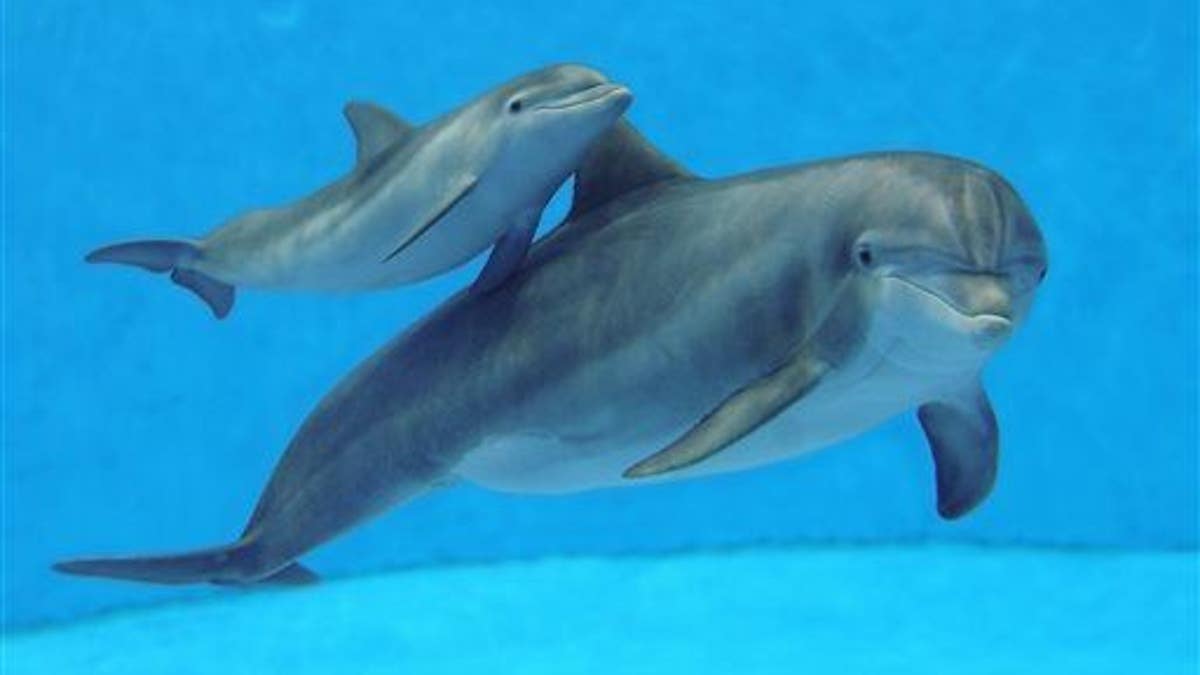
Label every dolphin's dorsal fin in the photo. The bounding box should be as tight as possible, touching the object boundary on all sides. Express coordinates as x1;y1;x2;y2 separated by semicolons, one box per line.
568;120;695;220
343;101;415;167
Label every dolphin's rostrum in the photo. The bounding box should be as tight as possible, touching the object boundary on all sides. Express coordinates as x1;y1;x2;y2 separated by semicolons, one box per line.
57;121;1047;585
85;64;632;318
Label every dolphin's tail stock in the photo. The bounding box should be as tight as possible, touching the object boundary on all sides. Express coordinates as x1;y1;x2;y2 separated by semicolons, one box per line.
53;537;318;587
85;239;235;319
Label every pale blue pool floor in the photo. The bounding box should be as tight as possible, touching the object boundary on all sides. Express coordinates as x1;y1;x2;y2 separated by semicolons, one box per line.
7;545;1197;674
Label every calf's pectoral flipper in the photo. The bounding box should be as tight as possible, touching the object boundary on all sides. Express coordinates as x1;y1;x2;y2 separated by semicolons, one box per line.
471;210;539;294
624;352;829;478
917;379;998;520
382;174;479;262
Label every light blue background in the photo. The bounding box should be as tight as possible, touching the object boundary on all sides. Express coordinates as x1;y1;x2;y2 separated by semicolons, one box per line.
5;0;1196;626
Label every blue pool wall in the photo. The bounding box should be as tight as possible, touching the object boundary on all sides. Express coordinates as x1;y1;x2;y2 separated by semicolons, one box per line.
5;0;1196;626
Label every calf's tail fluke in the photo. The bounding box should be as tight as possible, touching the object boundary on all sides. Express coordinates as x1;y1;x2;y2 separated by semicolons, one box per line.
85;239;235;319
53;539;318;587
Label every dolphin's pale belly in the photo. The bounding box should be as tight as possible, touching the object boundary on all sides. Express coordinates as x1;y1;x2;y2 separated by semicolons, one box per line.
455;345;960;494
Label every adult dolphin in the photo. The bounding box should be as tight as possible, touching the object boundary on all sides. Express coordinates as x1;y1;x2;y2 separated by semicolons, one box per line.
85;64;632;318
56;122;1048;585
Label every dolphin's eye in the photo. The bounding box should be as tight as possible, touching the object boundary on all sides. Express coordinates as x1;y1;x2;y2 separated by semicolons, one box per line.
1038;265;1048;283
508;98;524;114
856;247;874;268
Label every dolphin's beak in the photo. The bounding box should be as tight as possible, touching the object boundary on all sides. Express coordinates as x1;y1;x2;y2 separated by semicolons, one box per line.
889;272;1016;350
536;83;631;111
894;272;1013;320
968;314;1013;349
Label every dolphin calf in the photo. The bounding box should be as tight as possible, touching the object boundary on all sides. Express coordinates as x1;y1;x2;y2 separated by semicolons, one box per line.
56;122;1047;585
85;64;632;318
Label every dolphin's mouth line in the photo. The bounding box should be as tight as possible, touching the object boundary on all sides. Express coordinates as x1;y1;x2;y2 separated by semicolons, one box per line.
536;84;628;111
887;275;1011;324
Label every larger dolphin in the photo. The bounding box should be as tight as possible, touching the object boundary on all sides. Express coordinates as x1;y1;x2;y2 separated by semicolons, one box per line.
86;64;631;318
57;122;1048;585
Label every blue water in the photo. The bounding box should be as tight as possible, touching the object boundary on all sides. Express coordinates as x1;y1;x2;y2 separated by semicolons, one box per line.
4;0;1197;672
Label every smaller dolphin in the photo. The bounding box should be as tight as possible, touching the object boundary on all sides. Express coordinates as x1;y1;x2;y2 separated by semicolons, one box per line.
86;64;632;318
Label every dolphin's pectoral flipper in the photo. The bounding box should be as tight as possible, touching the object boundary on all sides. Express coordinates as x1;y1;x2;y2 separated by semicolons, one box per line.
471;211;539;294
86;239;236;319
343;101;415;168
917;380;998;520
383;174;480;262
624;352;830;478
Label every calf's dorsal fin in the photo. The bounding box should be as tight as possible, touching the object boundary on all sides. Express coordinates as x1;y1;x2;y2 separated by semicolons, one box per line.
343;101;415;167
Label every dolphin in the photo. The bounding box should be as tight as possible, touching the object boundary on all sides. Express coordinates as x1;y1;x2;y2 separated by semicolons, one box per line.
85;64;632;318
55;122;1048;585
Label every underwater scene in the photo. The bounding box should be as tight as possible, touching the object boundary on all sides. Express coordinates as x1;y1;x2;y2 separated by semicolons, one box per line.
4;0;1197;672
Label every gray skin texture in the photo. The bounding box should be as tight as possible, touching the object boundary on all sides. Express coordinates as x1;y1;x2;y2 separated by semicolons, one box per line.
56;124;1047;585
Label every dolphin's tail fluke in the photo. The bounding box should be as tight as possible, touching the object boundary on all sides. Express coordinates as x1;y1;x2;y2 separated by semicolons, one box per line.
53;539;318;587
85;239;235;319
